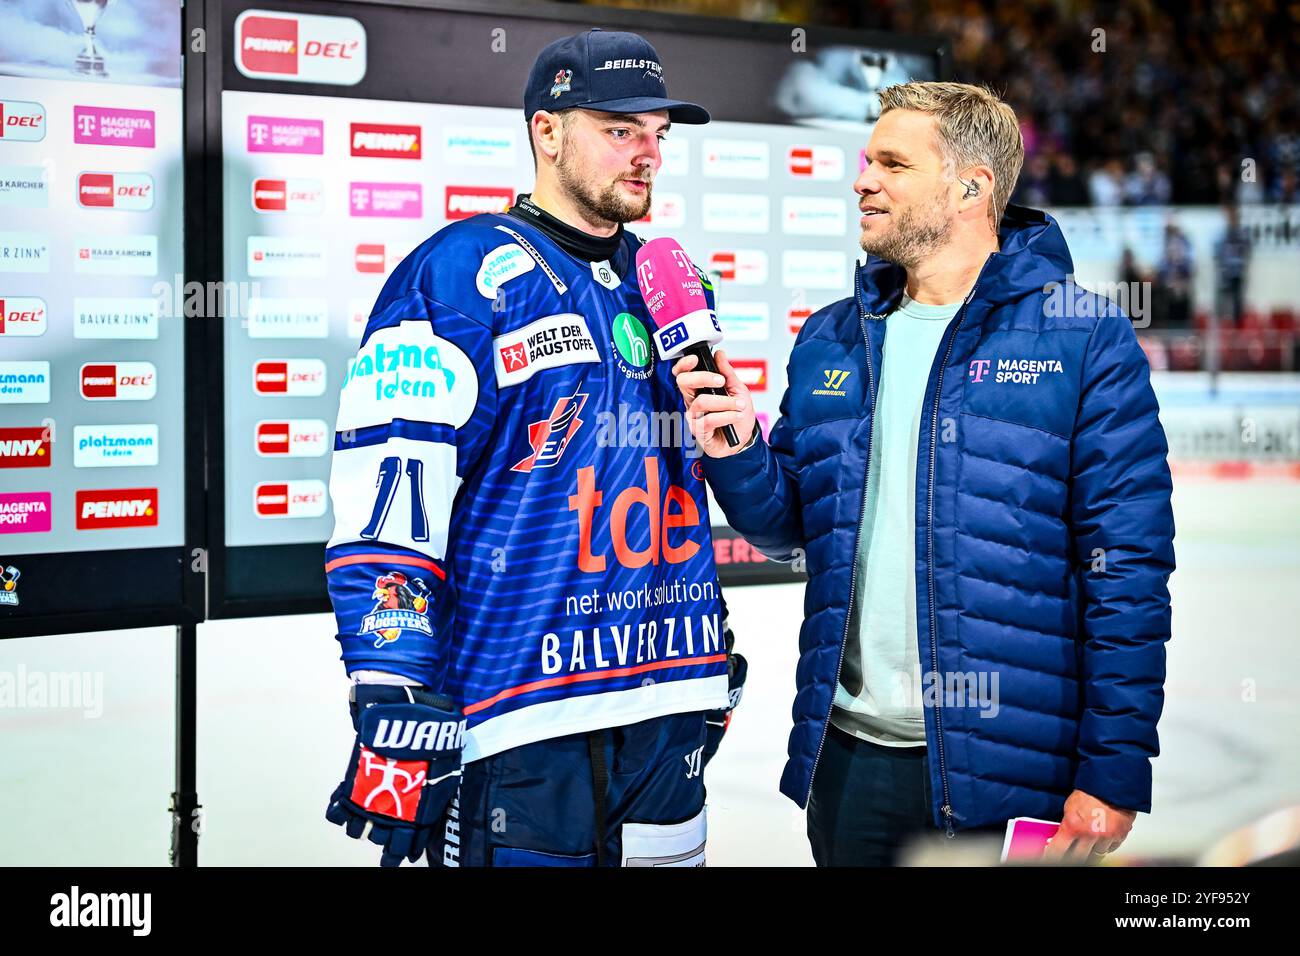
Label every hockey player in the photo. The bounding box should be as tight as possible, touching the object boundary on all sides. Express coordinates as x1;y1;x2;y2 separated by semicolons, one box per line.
324;29;743;867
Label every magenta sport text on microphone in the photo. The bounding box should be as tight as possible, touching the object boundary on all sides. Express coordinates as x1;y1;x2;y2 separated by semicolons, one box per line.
634;237;723;361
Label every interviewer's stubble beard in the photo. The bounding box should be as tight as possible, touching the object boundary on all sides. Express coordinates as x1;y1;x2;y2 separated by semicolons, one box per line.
859;190;953;269
556;149;652;224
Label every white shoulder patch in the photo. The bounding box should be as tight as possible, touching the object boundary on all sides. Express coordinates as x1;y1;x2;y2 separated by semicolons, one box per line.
476;243;535;300
336;320;478;431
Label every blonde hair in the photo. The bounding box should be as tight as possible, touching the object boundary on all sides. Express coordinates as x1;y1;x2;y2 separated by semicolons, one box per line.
878;81;1024;229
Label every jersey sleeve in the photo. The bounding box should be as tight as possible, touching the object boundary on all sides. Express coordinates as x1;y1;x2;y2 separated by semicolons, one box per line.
324;287;497;689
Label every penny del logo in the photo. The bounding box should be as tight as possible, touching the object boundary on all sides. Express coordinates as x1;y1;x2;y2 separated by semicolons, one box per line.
968;357;1065;385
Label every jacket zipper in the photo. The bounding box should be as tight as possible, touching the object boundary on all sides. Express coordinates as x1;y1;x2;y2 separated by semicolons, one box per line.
806;269;879;804
926;261;992;838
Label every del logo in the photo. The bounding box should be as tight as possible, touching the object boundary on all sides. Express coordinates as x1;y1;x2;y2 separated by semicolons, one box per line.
0;297;47;336
0;564;19;605
569;456;701;572
360;571;433;647
350;123;421;159
80;362;157;401
75;488;158;529
445;186;514;220
813;369;851;397
730;359;767;391
251;177;323;213
255;419;328;457
788;306;812;335
77;172;154;210
355;243;387;273
512;391;587;473
788;144;845;180
969;357;1065;385
0;100;46;142
253;359;326;396
254;479;327;518
0;427;51;468
235;10;367;85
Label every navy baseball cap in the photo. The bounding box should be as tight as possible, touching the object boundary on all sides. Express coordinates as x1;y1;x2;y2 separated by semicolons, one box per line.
524;29;709;124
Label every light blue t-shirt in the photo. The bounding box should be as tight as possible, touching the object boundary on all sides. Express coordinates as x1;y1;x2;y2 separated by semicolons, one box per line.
831;293;962;746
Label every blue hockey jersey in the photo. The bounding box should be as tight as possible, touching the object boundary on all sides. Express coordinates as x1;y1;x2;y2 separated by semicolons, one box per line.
324;211;729;763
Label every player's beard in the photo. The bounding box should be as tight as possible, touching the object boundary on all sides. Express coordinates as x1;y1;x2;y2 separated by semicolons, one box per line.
555;146;652;225
859;186;953;269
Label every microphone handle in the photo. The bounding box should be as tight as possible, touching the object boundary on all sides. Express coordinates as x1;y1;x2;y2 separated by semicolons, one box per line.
684;342;741;448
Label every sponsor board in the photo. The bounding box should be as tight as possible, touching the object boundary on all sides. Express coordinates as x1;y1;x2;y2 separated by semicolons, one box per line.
253;358;326;396
0;361;49;403
73;424;159;468
246;115;324;153
75;488;159;529
716;302;770;341
246;297;329;338
0;165;48;208
350;181;422;218
351;122;421;159
445;186;513;220
77;172;155;210
0;297;47;337
701;194;769;234
74;235;158;276
782;249;847;289
251;177;323;213
235;10;366;85
0;100;46;142
254;419;329;457
443;127;517;166
702;140;769;179
0;427;51;468
637;191;685;228
73;106;155;148
254;479;328;518
707;250;768;285
659;137;689;176
247;235;325;276
788;306;812;335
788;144;845;180
729;359;768;391
79;362;158;400
0;232;50;273
782;196;847;236
74;297;159;339
347;298;370;338
0;492;51;534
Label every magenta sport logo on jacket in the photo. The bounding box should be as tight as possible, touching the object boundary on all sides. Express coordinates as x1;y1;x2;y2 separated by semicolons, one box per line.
703;205;1176;830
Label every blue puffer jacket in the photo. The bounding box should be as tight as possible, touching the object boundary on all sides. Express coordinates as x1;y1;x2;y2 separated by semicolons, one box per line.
705;205;1175;830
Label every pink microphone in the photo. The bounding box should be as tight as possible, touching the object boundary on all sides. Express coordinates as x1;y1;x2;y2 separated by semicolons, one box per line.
635;237;739;448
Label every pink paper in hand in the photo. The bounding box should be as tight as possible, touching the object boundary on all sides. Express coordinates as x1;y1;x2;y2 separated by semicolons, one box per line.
1001;817;1061;862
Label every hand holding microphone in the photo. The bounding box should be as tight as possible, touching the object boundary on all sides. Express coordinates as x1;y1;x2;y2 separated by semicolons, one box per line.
635;238;752;453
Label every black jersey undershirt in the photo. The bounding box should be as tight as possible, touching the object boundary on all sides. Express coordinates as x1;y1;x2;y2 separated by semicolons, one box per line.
507;193;630;274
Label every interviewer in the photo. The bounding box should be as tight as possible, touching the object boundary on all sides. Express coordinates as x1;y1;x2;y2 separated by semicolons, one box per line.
674;81;1175;866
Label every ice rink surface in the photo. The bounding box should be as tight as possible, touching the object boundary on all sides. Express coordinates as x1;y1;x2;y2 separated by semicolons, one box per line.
1;478;1297;866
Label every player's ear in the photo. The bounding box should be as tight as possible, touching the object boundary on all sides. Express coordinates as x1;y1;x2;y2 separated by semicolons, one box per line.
533;110;563;164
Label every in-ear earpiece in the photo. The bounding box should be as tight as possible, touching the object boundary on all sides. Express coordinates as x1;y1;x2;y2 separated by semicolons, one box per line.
961;178;981;199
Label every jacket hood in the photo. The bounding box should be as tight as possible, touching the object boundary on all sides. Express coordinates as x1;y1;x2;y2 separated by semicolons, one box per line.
856;204;1075;315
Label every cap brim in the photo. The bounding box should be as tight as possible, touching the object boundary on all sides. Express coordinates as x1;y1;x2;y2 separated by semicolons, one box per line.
580;96;710;124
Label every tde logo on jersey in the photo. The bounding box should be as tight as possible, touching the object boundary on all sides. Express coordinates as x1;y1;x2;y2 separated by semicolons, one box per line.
1;100;46;142
75;488;158;529
255;419;328;457
78;172;154;210
253;359;326;396
512;392;587;473
80;362;157;401
730;359;768;391
251;177;323;214
569;457;702;572
0;427;52;468
445;186;514;220
235;10;366;85
0;297;47;337
350;123;421;159
254;479;327;518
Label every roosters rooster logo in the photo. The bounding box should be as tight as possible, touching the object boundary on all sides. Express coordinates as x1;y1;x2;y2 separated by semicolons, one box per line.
359;570;433;648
